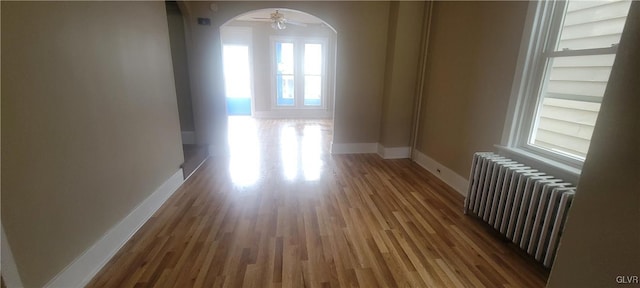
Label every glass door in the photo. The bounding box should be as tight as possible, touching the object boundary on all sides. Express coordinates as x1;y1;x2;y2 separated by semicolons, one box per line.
273;38;326;109
275;42;295;106
223;45;252;115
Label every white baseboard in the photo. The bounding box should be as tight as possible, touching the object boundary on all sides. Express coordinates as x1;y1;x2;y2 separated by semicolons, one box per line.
253;110;332;119
44;169;184;288
377;144;411;159
331;143;411;158
412;150;469;197
330;142;378;154
1;224;24;288
181;131;196;145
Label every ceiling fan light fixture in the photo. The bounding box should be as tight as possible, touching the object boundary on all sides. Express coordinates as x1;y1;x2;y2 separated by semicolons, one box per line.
271;20;286;30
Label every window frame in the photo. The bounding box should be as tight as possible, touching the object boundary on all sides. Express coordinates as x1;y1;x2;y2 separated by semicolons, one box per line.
507;1;585;168
270;36;328;110
273;39;296;106
302;42;325;107
501;0;624;181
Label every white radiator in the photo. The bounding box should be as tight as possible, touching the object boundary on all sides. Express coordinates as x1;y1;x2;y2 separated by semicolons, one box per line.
463;152;576;268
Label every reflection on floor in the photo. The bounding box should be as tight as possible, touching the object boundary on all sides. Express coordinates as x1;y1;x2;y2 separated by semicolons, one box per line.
226;116;333;187
88;117;547;287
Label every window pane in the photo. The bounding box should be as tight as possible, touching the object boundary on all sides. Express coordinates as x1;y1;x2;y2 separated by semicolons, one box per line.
276;74;294;106
276;42;294;74
276;41;294;106
556;0;632;51
304;75;321;106
530;54;615;158
304;44;322;75
304;44;322;106
545;54;615;100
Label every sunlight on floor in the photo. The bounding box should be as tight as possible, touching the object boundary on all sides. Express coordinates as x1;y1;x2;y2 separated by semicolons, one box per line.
227;116;328;187
280;126;298;181
227;116;260;187
301;125;323;181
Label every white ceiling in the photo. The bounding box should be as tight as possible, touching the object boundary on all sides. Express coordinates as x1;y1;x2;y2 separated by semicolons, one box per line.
234;8;324;24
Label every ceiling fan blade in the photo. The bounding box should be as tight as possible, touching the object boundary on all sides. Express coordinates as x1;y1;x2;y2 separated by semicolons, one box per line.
285;20;307;27
251;17;272;20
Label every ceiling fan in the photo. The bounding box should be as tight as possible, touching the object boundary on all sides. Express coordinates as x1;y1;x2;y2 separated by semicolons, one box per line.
252;10;307;30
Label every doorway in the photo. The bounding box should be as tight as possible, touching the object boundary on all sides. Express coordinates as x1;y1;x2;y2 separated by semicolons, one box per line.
165;1;208;179
223;45;252;115
221;26;254;116
220;8;336;118
221;8;337;184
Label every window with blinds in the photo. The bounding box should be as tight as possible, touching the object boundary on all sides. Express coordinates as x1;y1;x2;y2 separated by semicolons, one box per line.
527;0;632;160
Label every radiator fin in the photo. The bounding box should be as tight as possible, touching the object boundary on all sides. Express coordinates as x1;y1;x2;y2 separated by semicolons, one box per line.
464;152;575;269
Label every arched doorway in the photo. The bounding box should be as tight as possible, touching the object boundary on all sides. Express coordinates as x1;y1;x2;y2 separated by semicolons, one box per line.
220;8;338;185
220;8;337;119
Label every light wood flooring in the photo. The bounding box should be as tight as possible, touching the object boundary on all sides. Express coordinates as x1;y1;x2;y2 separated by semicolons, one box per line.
88;117;548;287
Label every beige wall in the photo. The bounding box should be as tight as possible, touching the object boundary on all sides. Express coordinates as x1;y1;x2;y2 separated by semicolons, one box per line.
182;1;391;147
1;2;183;287
547;2;640;286
379;1;425;148
167;2;196;132
415;1;528;177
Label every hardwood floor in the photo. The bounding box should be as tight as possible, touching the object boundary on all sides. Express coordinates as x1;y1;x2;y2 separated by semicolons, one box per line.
88;117;548;287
